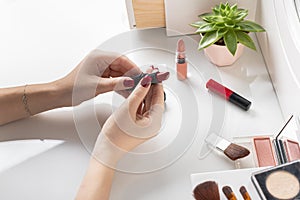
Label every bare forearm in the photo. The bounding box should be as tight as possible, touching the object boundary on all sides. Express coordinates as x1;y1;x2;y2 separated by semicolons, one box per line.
76;157;115;200
0;81;69;125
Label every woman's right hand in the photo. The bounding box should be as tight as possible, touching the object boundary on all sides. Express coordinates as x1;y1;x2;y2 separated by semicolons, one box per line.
76;68;167;200
92;72;166;165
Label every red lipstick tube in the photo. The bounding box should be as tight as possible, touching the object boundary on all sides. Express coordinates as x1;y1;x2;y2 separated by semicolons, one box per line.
206;79;251;111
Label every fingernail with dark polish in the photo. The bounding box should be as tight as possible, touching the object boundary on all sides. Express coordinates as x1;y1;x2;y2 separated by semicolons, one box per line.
141;75;152;87
123;79;135;87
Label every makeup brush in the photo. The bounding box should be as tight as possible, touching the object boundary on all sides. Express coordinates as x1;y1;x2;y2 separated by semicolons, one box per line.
205;133;250;161
222;186;237;200
239;186;251;200
193;181;220;200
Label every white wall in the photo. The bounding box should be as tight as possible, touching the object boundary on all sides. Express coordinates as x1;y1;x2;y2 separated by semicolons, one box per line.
256;0;300;118
0;0;130;87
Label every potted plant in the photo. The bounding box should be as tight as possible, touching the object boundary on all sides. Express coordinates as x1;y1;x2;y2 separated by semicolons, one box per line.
191;2;265;66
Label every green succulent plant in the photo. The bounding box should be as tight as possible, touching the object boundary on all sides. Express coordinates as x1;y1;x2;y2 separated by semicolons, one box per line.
191;2;265;55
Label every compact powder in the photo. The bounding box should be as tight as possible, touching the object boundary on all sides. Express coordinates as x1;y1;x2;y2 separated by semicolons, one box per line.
266;170;300;199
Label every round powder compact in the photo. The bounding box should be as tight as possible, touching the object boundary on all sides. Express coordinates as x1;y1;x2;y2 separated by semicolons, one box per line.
266;170;300;199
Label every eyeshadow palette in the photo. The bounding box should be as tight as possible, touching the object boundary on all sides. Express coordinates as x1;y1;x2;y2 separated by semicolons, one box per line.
284;139;300;161
253;137;277;167
234;136;300;169
251;160;300;200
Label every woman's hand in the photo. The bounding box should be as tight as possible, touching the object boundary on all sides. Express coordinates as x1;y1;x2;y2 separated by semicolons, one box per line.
92;69;165;165
54;49;142;106
76;69;166;200
0;49;141;125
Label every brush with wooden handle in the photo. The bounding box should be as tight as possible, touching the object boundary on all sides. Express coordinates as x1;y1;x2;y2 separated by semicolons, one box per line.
240;186;251;200
222;186;237;200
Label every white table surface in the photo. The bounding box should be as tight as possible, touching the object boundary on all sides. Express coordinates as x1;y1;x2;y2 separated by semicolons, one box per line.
0;1;285;200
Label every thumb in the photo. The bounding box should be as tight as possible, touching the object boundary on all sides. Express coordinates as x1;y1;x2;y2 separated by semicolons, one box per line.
127;75;152;115
97;77;135;94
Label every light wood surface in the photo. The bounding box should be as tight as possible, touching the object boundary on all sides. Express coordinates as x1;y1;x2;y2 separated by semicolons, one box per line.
132;0;166;28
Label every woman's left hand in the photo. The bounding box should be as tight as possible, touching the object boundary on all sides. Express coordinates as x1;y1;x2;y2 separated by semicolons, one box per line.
54;49;142;106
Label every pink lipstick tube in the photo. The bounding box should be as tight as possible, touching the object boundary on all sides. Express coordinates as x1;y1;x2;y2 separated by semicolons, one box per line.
176;39;187;80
